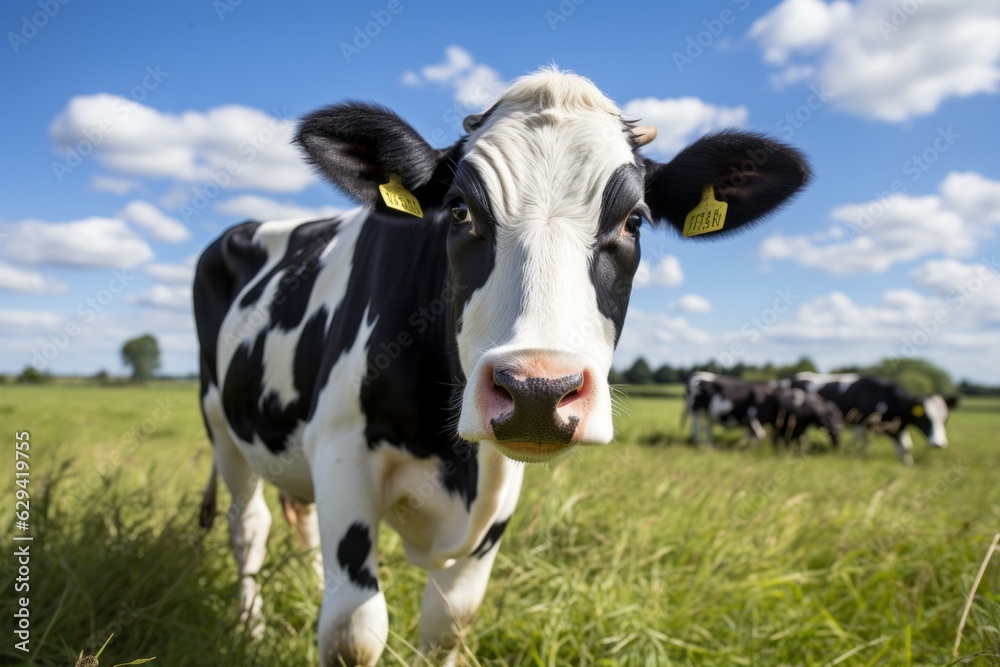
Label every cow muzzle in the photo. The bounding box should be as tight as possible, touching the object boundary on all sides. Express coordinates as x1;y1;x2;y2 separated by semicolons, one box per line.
458;351;612;463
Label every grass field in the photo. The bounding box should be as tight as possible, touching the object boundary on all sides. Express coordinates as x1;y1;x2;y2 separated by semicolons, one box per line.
1;381;999;666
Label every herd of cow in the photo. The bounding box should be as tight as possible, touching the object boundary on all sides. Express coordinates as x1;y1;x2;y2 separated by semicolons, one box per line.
191;69;953;665
684;371;957;465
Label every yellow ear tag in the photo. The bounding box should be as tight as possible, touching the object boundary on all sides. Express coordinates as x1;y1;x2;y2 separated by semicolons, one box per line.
682;185;727;237
378;173;423;218
911;405;925;417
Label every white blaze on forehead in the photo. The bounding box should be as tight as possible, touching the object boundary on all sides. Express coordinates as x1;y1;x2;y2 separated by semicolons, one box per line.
924;395;950;447
456;69;636;372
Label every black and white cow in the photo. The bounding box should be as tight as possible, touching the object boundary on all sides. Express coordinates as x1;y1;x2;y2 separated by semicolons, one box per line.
194;69;810;665
790;372;957;465
686;372;777;444
772;386;843;450
686;373;841;449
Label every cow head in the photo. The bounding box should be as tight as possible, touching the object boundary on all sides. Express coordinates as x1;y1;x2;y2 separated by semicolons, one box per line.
295;69;810;463
907;394;957;448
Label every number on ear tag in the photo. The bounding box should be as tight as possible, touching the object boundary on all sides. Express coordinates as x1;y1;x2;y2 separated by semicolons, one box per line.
378;173;423;218
682;185;727;237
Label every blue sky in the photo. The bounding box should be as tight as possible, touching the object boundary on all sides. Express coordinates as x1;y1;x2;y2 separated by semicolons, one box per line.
2;0;999;382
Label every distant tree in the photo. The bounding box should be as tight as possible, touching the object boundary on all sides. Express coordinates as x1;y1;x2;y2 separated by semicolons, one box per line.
653;364;677;384
958;380;1000;396
784;356;818;375
608;367;626;385
867;357;954;396
829;358;954;395
19;366;50;384
624;357;654;385
93;369;110;385
121;334;161;381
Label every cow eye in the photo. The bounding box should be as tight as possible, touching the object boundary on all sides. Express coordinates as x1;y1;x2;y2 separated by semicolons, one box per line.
623;211;646;236
451;201;471;225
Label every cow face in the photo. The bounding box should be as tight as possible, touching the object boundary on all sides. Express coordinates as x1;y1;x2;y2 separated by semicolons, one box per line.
908;394;954;448
296;69;810;463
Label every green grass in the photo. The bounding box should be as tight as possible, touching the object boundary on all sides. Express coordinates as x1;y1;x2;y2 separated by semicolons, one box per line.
2;382;999;665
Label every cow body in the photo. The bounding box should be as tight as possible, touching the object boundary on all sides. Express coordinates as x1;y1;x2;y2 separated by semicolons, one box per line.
686;373;841;449
686;372;777;444
790;372;955;464
195;69;810;665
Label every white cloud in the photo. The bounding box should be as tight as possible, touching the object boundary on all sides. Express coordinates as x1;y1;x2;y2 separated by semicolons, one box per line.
90;175;142;194
0;310;64;335
940;171;1000;224
402;46;506;109
670;294;712;313
118;200;190;242
215;195;346;221
634;256;684;288
130;284;192;311
749;0;851;64
760;172;1000;275
0;263;68;294
749;0;1000;122
912;257;1000;325
144;259;195;285
622;97;748;157
50;95;315;191
2;217;154;269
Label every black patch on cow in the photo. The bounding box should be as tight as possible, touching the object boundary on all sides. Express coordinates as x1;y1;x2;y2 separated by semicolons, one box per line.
237;218;340;324
193;220;266;389
337;522;378;591
590;164;643;344
471;519;509;558
304;211;480;507
446;164;498;329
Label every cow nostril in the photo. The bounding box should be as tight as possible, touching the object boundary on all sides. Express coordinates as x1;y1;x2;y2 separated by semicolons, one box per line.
493;382;513;402
558;388;580;408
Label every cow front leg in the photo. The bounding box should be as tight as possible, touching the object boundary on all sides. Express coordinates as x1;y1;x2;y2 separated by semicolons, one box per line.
421;539;504;666
891;430;915;466
312;450;387;667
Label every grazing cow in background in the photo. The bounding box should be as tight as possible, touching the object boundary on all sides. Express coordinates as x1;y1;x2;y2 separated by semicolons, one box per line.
790;372;957;465
686;373;777;444
194;69;810;666
686;374;842;449
772;387;843;451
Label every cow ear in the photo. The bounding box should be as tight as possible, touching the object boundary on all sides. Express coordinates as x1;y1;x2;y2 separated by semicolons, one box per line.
643;130;811;238
944;395;959;409
295;102;457;214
